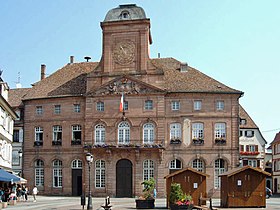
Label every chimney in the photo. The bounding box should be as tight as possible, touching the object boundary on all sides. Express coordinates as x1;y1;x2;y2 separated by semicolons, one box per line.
41;64;46;80
70;55;74;64
180;62;188;72
84;56;91;62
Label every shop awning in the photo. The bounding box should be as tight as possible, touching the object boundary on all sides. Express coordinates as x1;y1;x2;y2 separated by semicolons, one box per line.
0;169;21;182
13;174;27;184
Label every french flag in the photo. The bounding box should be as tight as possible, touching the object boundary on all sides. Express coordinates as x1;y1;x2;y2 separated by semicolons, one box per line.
119;92;124;112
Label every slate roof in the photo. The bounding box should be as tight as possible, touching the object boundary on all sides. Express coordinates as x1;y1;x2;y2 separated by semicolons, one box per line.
15;58;242;101
239;105;258;129
8;88;31;107
271;132;280;145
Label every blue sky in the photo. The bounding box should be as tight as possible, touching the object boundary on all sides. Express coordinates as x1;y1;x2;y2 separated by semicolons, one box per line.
1;0;279;144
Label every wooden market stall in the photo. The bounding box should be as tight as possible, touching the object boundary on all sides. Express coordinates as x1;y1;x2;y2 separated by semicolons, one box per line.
220;165;271;208
164;167;209;208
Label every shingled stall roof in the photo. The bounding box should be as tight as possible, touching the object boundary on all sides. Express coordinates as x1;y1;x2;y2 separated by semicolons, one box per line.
219;165;271;177
164;167;210;179
22;58;242;100
239;105;258;129
8;88;31;107
271;132;280;145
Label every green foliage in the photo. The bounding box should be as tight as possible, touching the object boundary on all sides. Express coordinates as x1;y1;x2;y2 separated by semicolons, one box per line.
141;178;156;200
169;182;192;204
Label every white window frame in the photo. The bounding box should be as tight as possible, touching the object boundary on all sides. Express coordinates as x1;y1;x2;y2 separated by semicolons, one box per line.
192;123;204;139
95;160;105;188
74;104;81;113
192;159;204;172
53;160;62;188
169;159;182;169
35;159;44;187
214;123;226;139
71;159;82;169
194;100;202;110
171;101;180;111
170;123;181;140
96;101;104;111
118;121;130;144
143;160;154;181
248;160;257;167
36;106;43;115
95;124;105;144
35;127;43;142
214;159;226;189
144;100;153;110
143;123;154;144
54;105;61;114
216;100;224;111
53;125;62;142
72;125;82;141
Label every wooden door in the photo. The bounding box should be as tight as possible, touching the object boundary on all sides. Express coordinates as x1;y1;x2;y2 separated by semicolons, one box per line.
116;159;132;197
72;169;82;196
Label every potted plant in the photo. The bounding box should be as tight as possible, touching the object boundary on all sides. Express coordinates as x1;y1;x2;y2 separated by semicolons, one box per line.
169;183;193;210
136;178;156;209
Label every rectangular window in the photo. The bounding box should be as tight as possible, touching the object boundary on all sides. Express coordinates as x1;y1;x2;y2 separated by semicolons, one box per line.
192;123;204;139
124;101;128;111
144;100;153;110
35;168;44;186
72;125;82;141
171;101;180;111
170;123;181;140
35;127;43;142
74;104;81;113
96;102;104;111
214;123;226;139
12;150;20;165
53;168;62;187
53;125;62;142
54;105;61;114
36;106;43;115
239;130;243;137
13;130;20;142
245;130;254;137
216;100;224;110
194;100;202;110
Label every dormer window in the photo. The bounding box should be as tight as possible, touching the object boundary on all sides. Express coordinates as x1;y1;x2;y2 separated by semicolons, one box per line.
120;10;130;19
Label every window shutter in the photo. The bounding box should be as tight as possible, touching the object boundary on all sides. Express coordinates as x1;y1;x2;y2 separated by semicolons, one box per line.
257;160;260;167
246;145;249;152
255;145;258;152
243;160;248;166
240;145;244;151
245;131;247;136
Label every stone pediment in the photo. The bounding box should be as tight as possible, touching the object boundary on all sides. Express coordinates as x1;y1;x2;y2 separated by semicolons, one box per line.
88;77;164;96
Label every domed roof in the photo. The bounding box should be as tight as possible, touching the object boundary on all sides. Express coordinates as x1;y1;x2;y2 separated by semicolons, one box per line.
104;4;147;22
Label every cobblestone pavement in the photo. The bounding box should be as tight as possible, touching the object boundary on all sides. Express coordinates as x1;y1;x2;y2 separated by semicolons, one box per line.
2;196;280;210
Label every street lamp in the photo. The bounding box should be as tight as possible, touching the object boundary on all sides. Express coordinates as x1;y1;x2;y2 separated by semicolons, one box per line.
86;152;93;210
18;149;23;176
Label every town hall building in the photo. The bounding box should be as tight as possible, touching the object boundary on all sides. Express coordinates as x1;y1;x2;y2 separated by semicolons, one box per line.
9;4;243;198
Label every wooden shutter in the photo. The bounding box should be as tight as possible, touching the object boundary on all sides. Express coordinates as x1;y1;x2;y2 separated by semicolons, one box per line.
255;145;258;152
246;145;249;152
240;145;244;151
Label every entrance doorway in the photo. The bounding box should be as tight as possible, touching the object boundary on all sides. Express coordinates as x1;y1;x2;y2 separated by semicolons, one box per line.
72;160;83;196
274;178;278;193
116;159;132;197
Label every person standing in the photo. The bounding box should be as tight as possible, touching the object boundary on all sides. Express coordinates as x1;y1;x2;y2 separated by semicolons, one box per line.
32;186;38;202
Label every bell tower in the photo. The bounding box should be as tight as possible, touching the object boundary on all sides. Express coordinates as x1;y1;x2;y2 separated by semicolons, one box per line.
100;4;152;75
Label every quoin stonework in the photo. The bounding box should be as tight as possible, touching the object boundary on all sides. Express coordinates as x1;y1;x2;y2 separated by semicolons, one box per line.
9;4;244;198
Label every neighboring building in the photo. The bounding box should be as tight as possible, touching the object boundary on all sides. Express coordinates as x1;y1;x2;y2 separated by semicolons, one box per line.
239;105;266;169
271;132;280;193
265;145;272;189
9;87;31;177
0;77;17;171
9;4;243;197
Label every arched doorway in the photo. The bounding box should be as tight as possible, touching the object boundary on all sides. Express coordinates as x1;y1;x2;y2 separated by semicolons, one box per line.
71;159;83;196
116;159;132;197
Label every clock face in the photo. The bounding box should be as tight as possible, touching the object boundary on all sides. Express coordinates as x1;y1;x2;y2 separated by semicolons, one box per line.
113;40;135;65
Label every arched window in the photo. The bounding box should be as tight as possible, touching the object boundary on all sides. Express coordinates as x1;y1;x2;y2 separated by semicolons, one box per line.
118;121;130;144
95;160;105;188
143;123;154;144
34;159;44;186
71;159;82;169
95;124;105;144
214;159;227;189
192;159;205;172
143;160;154;181
169;159;182;174
53;159;62;188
